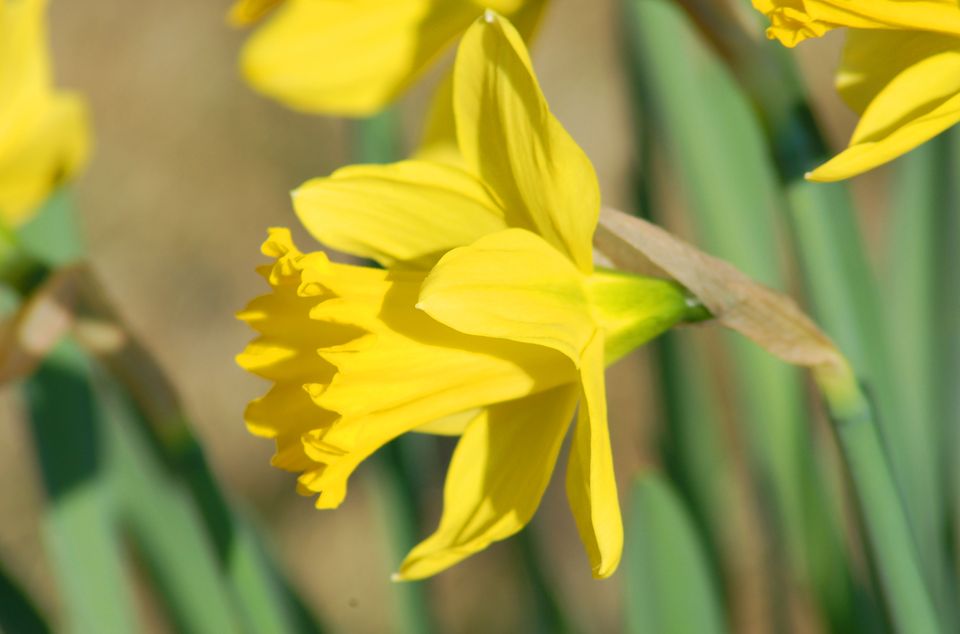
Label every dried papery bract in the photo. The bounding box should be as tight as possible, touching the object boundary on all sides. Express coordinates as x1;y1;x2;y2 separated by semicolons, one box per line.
595;207;943;634
596;207;844;373
0;265;82;383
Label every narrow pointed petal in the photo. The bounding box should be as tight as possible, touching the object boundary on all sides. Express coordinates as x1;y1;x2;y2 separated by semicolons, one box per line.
418;228;595;364
415;0;549;163
454;13;600;272
240;0;479;116
396;384;579;580
566;333;623;578
837;32;959;115
809;47;960;181
293;161;505;269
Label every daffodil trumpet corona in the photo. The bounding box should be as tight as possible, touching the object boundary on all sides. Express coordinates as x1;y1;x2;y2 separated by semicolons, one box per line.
238;13;705;580
0;0;89;227
231;0;547;117
753;0;960;181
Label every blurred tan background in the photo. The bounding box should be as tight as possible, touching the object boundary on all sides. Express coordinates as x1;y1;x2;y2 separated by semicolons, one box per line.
0;1;888;632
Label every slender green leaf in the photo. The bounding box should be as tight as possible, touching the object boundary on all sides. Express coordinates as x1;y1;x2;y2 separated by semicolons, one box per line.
636;122;734;603
95;360;325;634
622;0;859;630
888;136;959;622
24;340;137;634
98;377;245;634
515;528;574;634
228;519;325;634
651;332;730;586
624;473;727;634
371;441;437;634
945;131;960;595
683;0;945;603
74;266;325;634
354;109;403;165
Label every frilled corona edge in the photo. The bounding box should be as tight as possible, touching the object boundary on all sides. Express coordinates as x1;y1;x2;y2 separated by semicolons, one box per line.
236;228;575;510
752;0;832;46
753;0;960;47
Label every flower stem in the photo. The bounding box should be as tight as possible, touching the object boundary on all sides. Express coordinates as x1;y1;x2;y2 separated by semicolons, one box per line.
815;362;943;634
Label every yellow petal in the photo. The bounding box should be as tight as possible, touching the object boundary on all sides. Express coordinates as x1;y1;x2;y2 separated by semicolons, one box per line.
0;93;89;225
566;332;623;578
453;13;600;272
809;45;960;181
837;32;959;115
753;0;960;48
0;0;47;132
240;0;480;116
0;0;89;225
396;384;579;580
293;160;506;269
418;228;595;365
246;384;335;473
414;0;549;163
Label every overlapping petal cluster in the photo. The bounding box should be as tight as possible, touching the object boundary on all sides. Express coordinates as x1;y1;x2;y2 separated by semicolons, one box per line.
0;0;88;225
754;0;960;181
231;0;546;116
238;14;695;579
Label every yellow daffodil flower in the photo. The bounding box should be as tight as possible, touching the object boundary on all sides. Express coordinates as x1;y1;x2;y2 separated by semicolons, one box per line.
0;0;88;226
238;13;702;579
753;0;960;181
231;0;546;116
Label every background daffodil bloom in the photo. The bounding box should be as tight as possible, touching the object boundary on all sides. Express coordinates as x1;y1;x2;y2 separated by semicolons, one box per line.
231;0;546;116
238;13;699;580
754;0;960;181
0;0;89;226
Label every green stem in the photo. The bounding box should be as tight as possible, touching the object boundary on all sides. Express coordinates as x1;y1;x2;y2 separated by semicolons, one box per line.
373;441;436;634
816;364;943;634
25;340;139;634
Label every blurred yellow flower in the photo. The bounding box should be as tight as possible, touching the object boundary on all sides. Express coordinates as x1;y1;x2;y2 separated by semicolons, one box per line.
754;0;960;181
231;0;546;116
238;14;697;579
0;0;89;226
